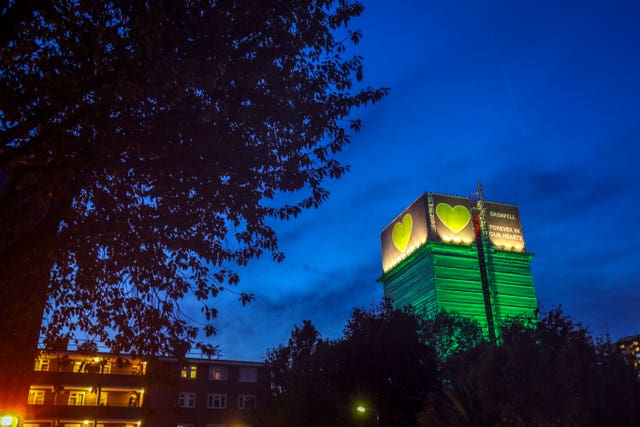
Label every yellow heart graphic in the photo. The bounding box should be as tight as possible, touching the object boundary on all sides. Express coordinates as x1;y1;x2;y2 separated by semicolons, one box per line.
436;203;470;233
392;214;413;252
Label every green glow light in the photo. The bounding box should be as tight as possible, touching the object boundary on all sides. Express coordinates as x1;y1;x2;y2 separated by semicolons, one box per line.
380;241;537;338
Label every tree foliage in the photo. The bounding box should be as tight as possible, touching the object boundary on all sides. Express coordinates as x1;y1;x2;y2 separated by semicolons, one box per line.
265;301;439;427
268;304;640;427
336;301;440;426
265;320;339;426
0;0;386;362
422;307;640;426
421;311;485;362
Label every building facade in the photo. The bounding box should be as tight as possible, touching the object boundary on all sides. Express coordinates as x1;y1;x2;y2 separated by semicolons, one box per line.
24;352;269;427
617;335;640;377
379;192;538;338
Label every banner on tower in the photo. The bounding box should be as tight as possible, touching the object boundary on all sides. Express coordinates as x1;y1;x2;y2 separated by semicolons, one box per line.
431;194;475;244
484;201;525;251
381;193;528;274
381;194;428;273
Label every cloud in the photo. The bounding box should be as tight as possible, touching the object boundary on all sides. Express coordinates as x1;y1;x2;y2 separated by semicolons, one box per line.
542;280;640;340
210;259;383;361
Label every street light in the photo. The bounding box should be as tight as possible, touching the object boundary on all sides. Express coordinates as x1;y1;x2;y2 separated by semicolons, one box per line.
0;415;18;427
355;404;379;427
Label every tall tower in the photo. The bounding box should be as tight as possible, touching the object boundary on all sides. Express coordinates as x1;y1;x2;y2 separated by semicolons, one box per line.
378;190;537;338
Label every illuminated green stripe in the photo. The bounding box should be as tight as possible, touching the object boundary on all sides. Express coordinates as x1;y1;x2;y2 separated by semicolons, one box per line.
491;250;537;321
380;241;538;337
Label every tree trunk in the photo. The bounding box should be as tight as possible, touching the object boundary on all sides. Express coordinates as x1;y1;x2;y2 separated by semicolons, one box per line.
0;192;61;421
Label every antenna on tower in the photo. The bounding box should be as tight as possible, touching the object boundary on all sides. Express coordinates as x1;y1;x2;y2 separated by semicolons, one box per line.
477;180;484;204
471;180;497;341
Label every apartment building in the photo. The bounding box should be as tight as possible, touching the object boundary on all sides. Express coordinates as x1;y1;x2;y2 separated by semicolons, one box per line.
146;358;267;427
24;352;268;427
617;335;640;377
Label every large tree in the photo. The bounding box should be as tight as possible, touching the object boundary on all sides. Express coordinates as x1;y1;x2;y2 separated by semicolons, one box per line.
421;311;485;362
265;320;339;426
0;0;386;414
422;308;640;426
335;301;439;426
266;301;439;427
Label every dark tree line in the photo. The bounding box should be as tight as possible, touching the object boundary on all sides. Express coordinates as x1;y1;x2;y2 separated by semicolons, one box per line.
266;301;440;426
425;309;640;426
267;303;640;426
0;0;386;413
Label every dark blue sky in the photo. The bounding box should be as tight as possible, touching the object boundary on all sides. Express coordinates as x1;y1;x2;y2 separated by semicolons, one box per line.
209;0;640;361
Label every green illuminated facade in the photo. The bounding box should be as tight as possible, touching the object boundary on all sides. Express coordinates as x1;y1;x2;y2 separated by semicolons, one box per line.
379;192;537;338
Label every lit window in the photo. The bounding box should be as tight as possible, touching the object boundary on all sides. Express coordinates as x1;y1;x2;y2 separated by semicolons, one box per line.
28;389;45;405
176;424;194;427
181;365;197;379
207;393;226;409
99;392;108;406
68;391;85;406
237;394;256;410
102;362;111;374
208;366;228;381
178;392;196;408
72;361;83;373
128;391;141;407
238;367;257;383
131;362;147;375
34;358;50;371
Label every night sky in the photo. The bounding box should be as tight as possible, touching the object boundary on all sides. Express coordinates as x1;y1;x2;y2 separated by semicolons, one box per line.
207;0;640;361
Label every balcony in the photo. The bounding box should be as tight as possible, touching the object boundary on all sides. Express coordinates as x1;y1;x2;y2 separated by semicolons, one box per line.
32;355;148;390
35;355;147;376
27;386;145;419
23;422;140;427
